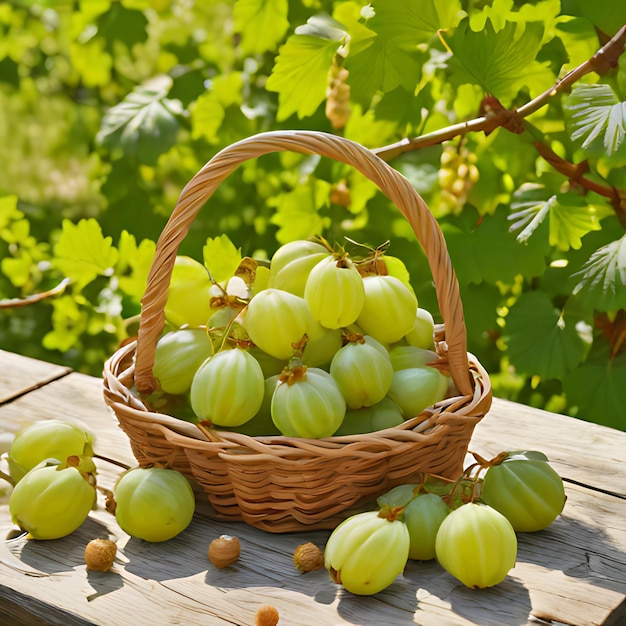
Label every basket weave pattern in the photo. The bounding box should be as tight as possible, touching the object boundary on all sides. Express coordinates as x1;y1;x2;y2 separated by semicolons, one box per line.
103;130;492;532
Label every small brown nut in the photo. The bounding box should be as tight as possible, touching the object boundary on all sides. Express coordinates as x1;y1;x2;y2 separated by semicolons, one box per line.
293;542;324;573
208;534;240;569
255;604;279;626
85;538;117;572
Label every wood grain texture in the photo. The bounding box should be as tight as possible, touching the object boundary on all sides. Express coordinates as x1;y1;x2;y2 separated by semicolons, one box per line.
0;349;70;405
1;351;625;626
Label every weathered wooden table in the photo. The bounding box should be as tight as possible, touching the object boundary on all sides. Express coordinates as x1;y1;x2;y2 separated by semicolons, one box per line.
0;348;625;626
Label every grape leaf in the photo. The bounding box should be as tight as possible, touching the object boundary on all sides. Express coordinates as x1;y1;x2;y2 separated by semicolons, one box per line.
268;179;332;244
443;20;555;105
203;235;242;284
571;234;626;312
568;0;626;37
441;209;549;286
345;0;463;108
265;15;346;121
509;187;601;250
564;347;626;429
96;80;184;165
564;84;626;155
53;219;119;290
504;291;588;379
234;0;289;55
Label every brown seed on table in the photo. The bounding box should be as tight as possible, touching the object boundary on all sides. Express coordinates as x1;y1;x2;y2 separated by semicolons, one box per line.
208;534;241;568
293;542;324;572
255;604;279;626
84;538;117;572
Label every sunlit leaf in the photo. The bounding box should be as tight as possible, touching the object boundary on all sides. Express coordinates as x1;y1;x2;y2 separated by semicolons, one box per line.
571;235;626;312
53;219;119;290
509;188;601;250
203;235;242;284
504;291;588;379
266;14;346;120
116;231;156;300
443;20;555;105
564;84;626;155
0;195;21;231
234;0;289;55
43;297;87;353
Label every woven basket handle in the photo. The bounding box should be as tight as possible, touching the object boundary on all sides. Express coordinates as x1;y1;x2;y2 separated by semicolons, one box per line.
134;130;472;396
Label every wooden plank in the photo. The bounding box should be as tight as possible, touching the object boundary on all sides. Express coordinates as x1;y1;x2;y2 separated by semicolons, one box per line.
471;398;626;497
0;349;71;405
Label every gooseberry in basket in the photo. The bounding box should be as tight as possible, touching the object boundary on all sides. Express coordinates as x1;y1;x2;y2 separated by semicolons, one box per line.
355;275;418;346
113;467;195;542
9;456;97;540
268;239;331;298
329;334;393;409
435;502;517;588
190;347;265;427
243;288;315;360
271;362;346;438
153;328;214;396
332;396;404;436
300;321;342;368
404;308;436;350
480;452;566;532
388;344;438;371
8;418;94;483
164;256;214;329
324;510;410;595
303;254;365;329
387;366;448;418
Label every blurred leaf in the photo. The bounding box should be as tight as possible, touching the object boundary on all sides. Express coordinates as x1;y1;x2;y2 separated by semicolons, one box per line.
443;20;555;104
568;0;626;37
53;219;119;290
234;0;289;54
571;235;626;312
96;82;184;165
564;347;626;429
203;235;242;284
266;15;346;120
564;84;626;155
504;291;588;379
97;3;149;50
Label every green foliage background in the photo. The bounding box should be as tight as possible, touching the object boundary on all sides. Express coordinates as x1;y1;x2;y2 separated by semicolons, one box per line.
1;0;626;430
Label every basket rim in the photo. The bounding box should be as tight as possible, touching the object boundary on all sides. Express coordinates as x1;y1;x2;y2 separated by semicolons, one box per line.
103;333;492;454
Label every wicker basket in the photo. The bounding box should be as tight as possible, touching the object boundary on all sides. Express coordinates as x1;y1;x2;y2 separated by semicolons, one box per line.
102;130;492;533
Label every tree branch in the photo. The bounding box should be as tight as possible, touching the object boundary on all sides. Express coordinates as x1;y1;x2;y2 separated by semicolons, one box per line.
372;24;626;162
0;278;70;309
